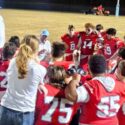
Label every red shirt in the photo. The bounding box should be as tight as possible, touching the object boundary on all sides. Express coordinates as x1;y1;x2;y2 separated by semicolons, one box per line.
97;5;103;11
117;103;125;125
0;60;9;91
101;36;124;59
80;32;98;55
61;33;79;61
0;60;10;101
35;84;78;125
100;31;106;38
115;73;125;125
79;75;125;125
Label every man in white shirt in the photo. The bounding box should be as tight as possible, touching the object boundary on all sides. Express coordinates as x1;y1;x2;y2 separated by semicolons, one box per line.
38;29;51;61
0;15;5;48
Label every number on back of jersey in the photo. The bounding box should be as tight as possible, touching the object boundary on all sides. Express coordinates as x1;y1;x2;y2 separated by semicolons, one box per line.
97;95;120;118
41;96;74;124
0;71;7;88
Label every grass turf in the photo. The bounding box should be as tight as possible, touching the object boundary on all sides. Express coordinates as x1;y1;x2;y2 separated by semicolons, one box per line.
1;9;125;42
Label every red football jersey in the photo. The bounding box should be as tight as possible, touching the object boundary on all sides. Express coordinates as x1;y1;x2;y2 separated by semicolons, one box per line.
79;75;125;125
79;32;98;67
117;103;125;125
100;31;106;37
61;33;79;61
102;36;125;59
115;73;125;125
35;84;78;125
40;61;49;69
0;60;10;100
80;32;98;55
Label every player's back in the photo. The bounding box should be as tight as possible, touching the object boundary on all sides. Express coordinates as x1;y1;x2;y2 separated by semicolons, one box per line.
35;84;78;125
79;75;125;125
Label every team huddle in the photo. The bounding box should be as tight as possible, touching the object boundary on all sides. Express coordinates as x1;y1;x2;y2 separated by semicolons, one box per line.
0;22;125;125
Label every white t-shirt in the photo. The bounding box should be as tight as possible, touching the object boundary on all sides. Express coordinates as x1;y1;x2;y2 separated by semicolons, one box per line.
0;15;5;48
38;40;51;61
1;58;46;112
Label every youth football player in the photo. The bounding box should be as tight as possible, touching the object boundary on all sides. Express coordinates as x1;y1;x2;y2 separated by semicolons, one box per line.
35;65;79;125
65;54;125;125
61;25;79;61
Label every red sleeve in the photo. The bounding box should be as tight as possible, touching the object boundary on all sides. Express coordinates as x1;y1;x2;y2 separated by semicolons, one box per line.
61;34;67;41
115;38;125;48
81;75;92;85
117;41;125;48
40;61;49;68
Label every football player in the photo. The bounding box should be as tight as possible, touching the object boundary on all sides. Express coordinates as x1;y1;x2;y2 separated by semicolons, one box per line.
0;42;17;100
65;54;125;125
61;25;79;61
35;65;79;125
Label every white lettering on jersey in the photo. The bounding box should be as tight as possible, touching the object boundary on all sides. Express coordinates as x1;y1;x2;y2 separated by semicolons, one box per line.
42;96;73;124
83;40;92;49
104;45;112;55
97;95;120;118
70;42;75;51
0;71;7;88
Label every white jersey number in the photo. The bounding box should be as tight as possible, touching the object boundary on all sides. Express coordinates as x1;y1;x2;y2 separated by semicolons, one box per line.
83;40;92;49
105;45;112;55
42;96;73;124
70;43;75;50
97;95;120;118
0;71;7;88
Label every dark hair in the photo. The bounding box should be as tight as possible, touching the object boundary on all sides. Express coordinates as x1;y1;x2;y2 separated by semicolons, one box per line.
9;36;20;48
2;42;17;60
68;25;75;30
118;47;125;59
47;65;66;88
88;54;107;74
96;24;104;31
106;28;116;36
118;60;125;76
52;42;66;58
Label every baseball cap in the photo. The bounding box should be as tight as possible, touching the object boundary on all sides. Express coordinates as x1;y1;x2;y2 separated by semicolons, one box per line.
41;29;49;36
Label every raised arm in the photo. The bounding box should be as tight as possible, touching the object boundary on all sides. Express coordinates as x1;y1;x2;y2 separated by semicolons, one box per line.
65;80;89;103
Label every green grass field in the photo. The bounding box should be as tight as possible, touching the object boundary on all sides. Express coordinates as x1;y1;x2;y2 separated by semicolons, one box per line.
0;9;125;42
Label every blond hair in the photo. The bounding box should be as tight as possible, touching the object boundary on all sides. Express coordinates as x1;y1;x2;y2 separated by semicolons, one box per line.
85;23;95;29
16;35;39;79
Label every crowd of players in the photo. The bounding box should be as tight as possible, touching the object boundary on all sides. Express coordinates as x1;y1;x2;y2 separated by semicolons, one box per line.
0;22;125;125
